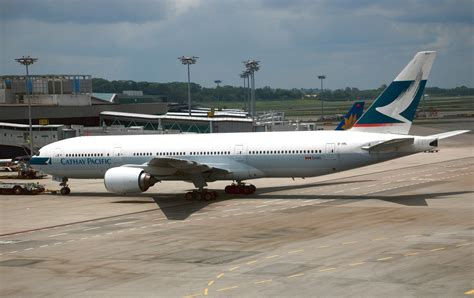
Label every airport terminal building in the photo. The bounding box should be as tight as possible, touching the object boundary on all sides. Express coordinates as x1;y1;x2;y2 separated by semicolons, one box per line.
0;74;254;158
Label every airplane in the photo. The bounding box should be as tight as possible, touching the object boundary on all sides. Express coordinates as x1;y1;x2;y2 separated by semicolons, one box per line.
30;51;468;199
0;158;17;172
335;101;365;130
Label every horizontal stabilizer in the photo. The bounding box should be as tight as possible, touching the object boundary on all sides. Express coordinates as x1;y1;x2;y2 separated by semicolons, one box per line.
362;137;414;152
428;130;470;140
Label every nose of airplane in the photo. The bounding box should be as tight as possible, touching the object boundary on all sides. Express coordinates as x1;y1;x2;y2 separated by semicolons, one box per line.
29;146;52;168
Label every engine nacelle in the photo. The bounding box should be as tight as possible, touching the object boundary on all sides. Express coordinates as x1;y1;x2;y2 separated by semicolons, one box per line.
104;167;157;194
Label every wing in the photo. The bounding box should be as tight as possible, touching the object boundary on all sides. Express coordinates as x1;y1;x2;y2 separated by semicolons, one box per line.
123;157;231;176
122;157;231;187
361;137;414;153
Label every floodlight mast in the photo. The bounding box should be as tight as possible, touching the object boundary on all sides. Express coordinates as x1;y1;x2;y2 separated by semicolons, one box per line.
240;71;251;113
15;56;38;158
318;75;326;120
246;71;251;113
178;56;198;116
214;80;222;103
244;60;260;119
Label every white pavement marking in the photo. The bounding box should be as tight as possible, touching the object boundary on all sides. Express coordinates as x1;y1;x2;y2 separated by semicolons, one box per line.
48;233;67;238
114;221;136;226
83;227;100;231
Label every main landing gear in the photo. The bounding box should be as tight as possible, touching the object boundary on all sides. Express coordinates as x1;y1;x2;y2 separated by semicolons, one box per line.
59;177;71;195
224;182;256;195
185;188;218;201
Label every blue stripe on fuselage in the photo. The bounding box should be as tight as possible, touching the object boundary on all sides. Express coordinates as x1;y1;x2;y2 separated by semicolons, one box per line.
29;157;51;165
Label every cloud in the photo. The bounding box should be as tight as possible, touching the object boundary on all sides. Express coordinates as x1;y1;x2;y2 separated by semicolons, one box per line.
0;0;472;89
0;0;200;24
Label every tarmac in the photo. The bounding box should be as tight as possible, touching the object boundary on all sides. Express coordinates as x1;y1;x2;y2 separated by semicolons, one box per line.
0;124;473;297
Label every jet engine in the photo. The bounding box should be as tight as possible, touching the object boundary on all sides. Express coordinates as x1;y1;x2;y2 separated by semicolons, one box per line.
104;167;157;194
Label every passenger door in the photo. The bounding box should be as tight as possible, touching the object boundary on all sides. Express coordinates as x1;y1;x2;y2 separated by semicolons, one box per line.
234;145;245;161
325;143;336;160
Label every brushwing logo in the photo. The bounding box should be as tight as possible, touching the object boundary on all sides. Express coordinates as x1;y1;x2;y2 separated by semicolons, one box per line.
341;113;359;130
29;157;51;165
375;71;423;124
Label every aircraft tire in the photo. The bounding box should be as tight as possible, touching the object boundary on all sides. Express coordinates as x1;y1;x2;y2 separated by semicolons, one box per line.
60;187;70;195
185;192;194;200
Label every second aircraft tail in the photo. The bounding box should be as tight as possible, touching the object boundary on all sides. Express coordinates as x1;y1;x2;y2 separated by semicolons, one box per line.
335;101;365;130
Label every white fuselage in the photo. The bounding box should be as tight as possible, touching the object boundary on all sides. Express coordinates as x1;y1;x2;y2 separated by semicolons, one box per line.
33;130;434;183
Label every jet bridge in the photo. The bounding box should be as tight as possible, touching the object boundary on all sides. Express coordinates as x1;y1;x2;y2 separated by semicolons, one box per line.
99;111;254;133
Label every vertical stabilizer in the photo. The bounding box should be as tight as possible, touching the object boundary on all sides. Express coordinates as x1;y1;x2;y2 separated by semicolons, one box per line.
335;101;365;130
352;51;436;134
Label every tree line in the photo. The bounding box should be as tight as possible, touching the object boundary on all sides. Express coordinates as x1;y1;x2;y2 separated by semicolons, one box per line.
92;78;473;102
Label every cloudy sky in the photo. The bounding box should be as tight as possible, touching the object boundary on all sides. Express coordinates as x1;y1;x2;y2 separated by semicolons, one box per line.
1;0;473;89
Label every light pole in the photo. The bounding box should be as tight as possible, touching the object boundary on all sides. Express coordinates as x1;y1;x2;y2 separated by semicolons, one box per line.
318;75;326;120
214;80;222;104
240;71;250;113
246;71;251;113
178;56;198;116
15;56;38;157
244;60;260;119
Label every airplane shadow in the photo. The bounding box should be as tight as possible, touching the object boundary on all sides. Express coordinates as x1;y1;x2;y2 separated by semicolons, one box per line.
117;190;473;221
143;180;373;220
58;182;473;221
254;191;474;207
255;180;373;196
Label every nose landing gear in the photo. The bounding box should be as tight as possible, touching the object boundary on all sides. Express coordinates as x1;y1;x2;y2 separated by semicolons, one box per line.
59;177;70;195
